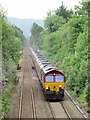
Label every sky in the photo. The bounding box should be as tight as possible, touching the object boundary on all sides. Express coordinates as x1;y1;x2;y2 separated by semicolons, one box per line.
0;0;82;19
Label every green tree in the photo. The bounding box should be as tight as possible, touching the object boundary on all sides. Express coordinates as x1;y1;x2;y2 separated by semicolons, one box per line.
0;7;25;117
2;20;22;64
30;23;44;49
55;2;73;22
13;25;25;44
44;15;66;33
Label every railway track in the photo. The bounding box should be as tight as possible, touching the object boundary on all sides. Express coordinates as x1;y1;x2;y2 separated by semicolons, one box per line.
10;46;87;119
47;100;87;119
60;102;72;119
47;101;71;119
47;101;56;119
31;87;37;119
65;90;87;119
18;47;37;119
18;57;24;119
19;81;37;119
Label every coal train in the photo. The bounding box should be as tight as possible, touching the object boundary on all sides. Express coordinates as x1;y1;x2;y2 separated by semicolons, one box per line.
30;48;65;100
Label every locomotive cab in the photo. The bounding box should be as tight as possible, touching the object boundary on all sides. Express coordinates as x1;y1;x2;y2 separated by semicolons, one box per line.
43;69;65;100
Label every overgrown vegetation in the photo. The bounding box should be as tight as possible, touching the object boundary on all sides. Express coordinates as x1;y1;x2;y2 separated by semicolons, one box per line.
0;6;25;118
30;2;89;110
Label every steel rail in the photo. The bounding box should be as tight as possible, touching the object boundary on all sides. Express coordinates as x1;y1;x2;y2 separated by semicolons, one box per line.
29;55;37;120
47;101;56;119
31;87;37;120
19;86;23;119
65;89;87;119
60;102;72;120
18;63;24;119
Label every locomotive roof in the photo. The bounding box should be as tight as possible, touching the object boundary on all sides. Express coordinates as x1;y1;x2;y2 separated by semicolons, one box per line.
31;47;64;75
42;65;59;74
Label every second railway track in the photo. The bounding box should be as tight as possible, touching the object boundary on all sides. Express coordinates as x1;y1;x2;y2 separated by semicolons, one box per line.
18;47;37;119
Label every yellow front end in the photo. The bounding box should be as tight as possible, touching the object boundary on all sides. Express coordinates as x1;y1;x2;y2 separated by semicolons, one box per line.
44;82;65;92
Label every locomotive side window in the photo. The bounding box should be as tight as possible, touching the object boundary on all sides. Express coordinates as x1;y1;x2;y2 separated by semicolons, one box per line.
55;76;63;82
46;76;53;82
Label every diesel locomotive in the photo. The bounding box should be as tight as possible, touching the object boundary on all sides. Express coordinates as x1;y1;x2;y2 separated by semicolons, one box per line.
30;48;65;100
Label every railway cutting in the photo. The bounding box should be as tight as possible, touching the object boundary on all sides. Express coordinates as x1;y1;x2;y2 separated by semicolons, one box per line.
8;46;86;119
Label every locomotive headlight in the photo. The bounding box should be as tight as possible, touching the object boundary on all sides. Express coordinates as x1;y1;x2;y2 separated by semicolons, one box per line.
59;85;61;87
46;87;48;89
46;87;50;91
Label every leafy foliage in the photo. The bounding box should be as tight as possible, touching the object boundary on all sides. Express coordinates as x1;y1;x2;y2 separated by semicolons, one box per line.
44;15;66;33
13;25;25;44
55;2;73;22
30;23;44;49
2;20;22;64
0;6;25;118
30;2;89;107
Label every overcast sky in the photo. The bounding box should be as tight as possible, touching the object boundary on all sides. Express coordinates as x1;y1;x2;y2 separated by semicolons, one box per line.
0;0;82;19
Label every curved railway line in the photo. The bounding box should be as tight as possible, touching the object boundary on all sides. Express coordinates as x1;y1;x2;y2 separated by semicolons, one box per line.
9;46;88;119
